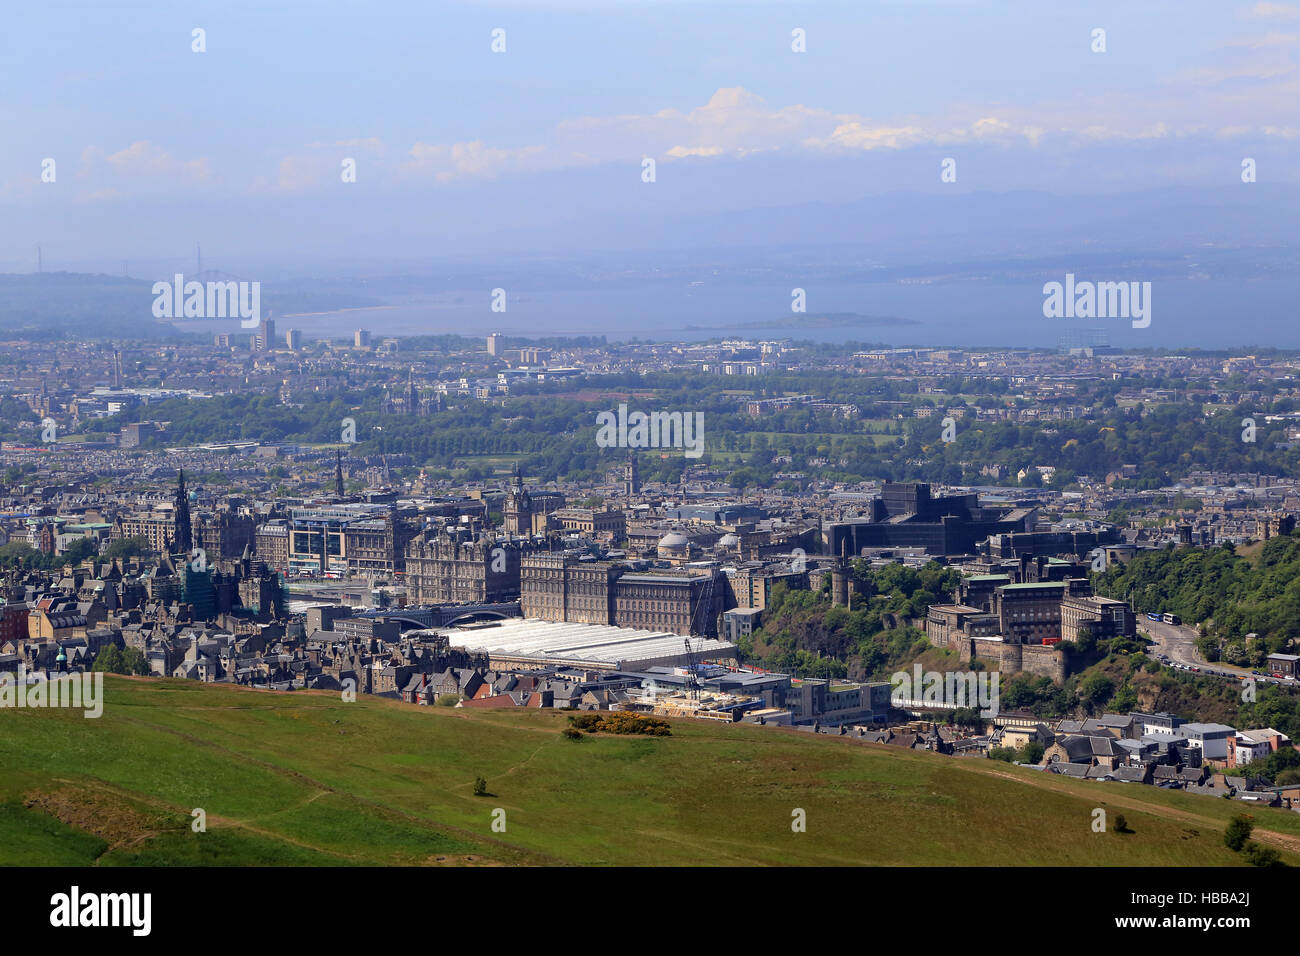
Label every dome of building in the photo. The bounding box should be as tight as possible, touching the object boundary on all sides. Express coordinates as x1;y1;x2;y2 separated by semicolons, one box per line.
657;531;690;557
717;533;740;548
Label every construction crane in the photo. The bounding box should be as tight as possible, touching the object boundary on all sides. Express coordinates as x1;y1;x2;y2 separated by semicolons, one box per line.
682;636;701;700
684;569;720;701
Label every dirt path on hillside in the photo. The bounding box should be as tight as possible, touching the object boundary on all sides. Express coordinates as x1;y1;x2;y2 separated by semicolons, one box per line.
973;765;1300;858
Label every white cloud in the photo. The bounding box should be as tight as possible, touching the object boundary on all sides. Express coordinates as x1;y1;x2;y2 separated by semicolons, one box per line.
100;141;210;182
316;71;1300;189
60;141;212;199
1251;2;1300;19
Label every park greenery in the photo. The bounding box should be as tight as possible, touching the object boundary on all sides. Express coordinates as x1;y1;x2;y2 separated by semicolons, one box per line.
65;368;1300;488
91;644;150;676
0;540;96;571
1095;535;1300;665
737;561;960;681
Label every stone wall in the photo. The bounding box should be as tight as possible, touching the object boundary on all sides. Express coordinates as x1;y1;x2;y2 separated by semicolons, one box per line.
959;636;1067;683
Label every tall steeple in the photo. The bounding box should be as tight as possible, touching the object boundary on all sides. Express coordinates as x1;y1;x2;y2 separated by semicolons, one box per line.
174;469;193;554
624;450;640;496
503;463;532;535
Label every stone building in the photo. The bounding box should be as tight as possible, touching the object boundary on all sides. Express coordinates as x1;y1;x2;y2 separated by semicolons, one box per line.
1059;594;1136;643
254;520;290;570
194;510;256;561
406;530;537;604
548;506;626;541
111;512;177;556
343;508;416;576
991;581;1072;644
520;552;620;625
727;564;809;611
613;569;724;638
925;603;999;648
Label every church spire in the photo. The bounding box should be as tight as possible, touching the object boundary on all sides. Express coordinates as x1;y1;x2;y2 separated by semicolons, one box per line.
174;469;192;554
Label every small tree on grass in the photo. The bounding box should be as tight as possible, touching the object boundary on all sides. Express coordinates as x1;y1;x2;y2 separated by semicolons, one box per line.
473;776;487;796
92;644;126;673
1114;814;1131;834
1018;741;1046;765
1224;814;1254;852
121;646;150;676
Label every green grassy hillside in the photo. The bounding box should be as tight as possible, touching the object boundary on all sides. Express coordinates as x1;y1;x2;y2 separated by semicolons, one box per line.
2;676;1298;866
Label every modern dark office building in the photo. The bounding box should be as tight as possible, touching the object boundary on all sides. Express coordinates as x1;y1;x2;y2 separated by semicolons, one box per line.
981;528;1120;560
824;482;1035;557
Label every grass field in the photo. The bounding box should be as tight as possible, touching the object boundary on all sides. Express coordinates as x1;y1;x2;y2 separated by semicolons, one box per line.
3;676;1299;866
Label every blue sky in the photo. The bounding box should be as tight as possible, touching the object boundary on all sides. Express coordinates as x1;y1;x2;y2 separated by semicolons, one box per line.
2;0;1298;266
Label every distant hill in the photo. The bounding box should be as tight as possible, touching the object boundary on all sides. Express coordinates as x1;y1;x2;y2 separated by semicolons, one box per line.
0;273;178;341
0;273;382;342
2;676;1297;866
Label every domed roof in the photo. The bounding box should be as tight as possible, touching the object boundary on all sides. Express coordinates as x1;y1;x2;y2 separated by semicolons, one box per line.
658;531;689;550
718;533;740;547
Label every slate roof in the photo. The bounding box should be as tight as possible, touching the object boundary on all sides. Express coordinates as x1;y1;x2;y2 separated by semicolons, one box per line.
1049;763;1090;778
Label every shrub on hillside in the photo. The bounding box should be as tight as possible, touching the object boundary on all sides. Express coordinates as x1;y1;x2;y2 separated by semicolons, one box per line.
567;712;672;736
1244;842;1283;868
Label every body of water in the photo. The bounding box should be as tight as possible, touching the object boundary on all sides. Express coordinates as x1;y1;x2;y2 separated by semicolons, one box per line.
173;278;1300;350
